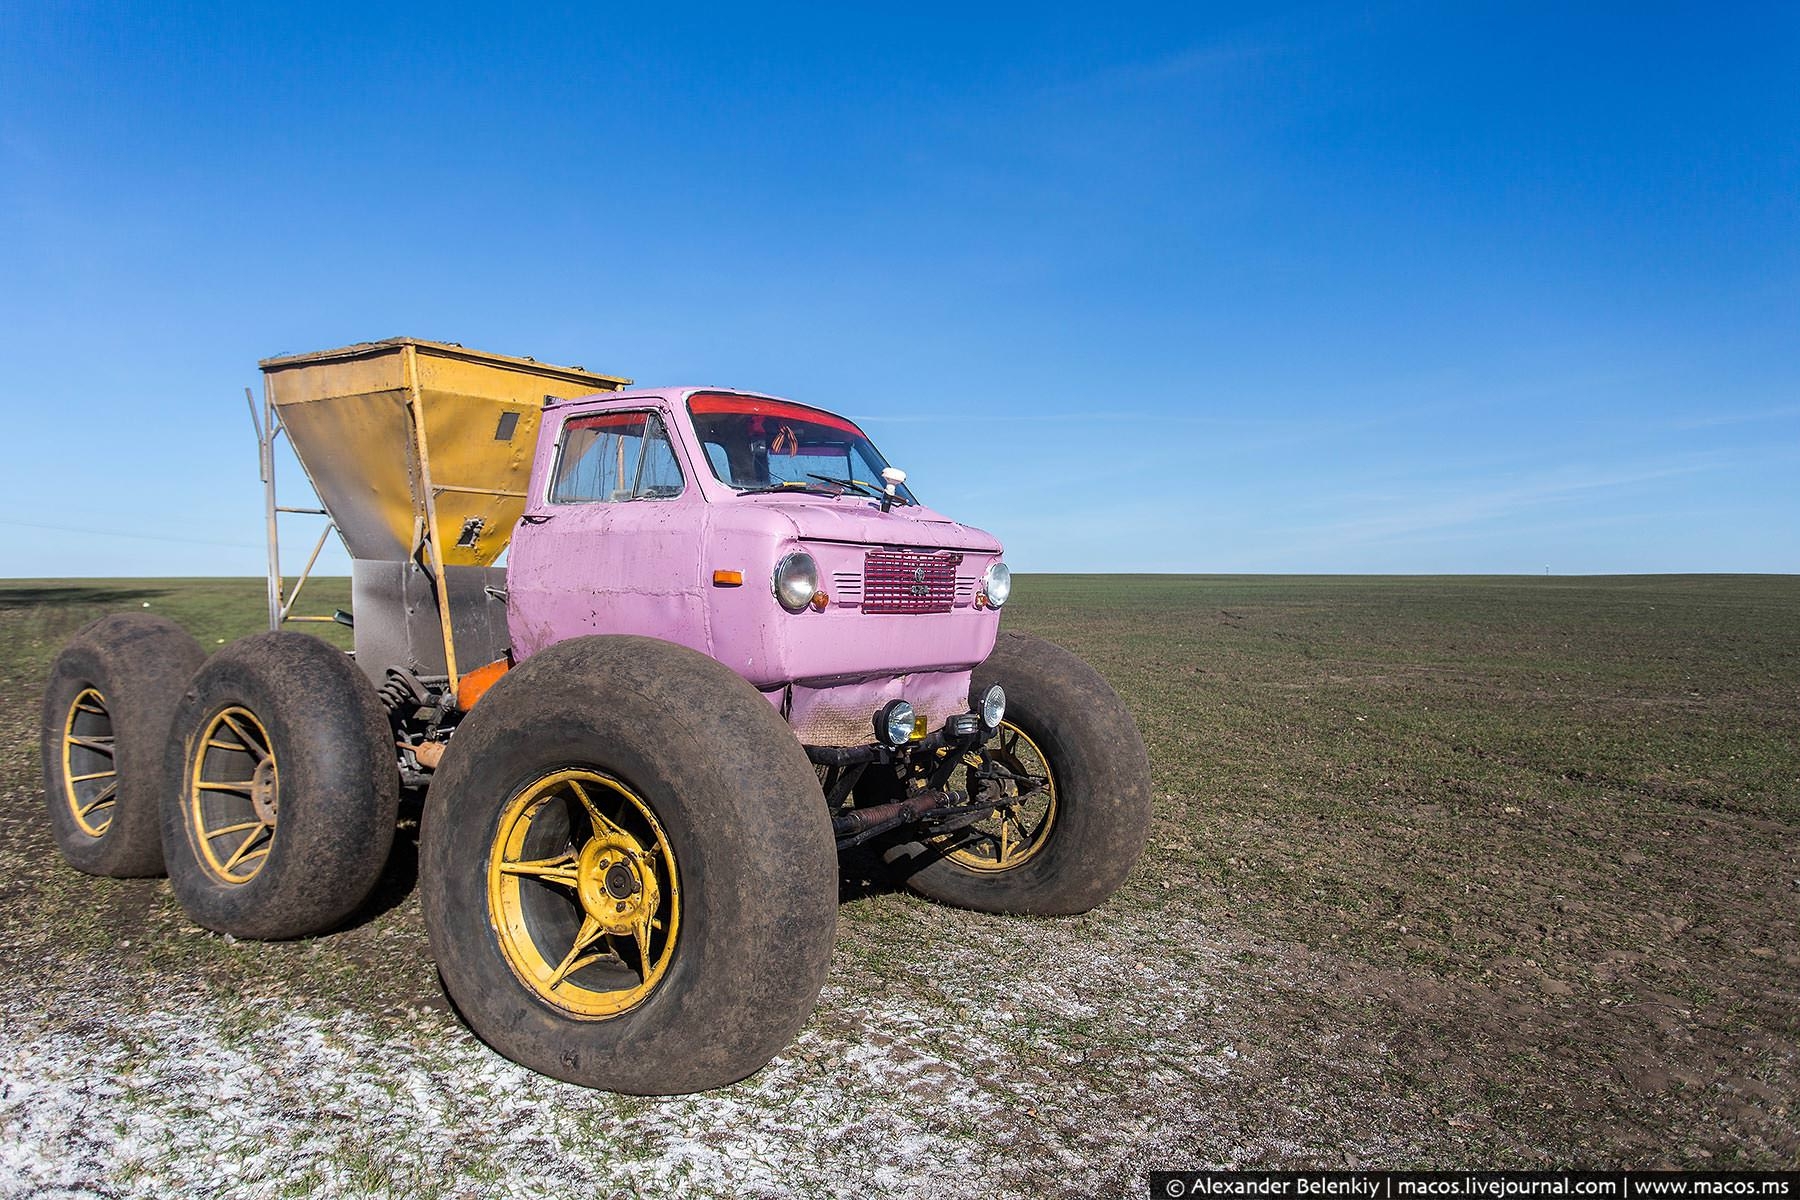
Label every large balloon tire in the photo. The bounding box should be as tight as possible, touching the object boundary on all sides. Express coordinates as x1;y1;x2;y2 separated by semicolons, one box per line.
41;613;206;878
161;632;399;939
420;635;838;1095
898;631;1152;916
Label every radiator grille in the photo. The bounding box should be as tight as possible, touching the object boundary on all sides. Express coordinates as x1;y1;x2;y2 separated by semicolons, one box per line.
861;550;959;614
831;571;863;603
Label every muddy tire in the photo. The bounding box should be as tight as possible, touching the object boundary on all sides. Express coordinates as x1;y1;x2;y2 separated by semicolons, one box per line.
40;613;206;877
897;631;1152;916
161;632;398;940
420;635;837;1095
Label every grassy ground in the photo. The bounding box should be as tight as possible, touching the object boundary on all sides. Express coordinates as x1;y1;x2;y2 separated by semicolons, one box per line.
1;575;1795;1195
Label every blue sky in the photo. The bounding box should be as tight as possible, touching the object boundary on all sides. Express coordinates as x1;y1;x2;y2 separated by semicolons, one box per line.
2;2;1795;575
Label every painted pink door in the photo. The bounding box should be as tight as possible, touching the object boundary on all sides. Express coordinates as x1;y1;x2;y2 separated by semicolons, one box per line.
507;408;708;660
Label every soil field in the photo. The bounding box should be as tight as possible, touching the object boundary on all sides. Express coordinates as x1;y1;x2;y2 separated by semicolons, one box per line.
1;574;1795;1196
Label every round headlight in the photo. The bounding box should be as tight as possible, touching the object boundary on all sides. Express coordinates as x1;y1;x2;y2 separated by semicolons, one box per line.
877;699;916;747
980;684;1006;729
980;561;1012;608
773;552;819;612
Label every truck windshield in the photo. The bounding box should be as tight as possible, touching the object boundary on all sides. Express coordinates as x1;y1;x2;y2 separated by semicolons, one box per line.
687;393;917;503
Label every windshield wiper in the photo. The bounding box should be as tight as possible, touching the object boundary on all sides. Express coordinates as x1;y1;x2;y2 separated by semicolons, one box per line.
806;473;909;505
736;481;838;497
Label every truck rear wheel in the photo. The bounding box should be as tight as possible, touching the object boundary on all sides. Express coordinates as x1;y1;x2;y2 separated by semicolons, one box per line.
420;635;837;1095
897;631;1152;916
161;632;399;939
40;614;205;877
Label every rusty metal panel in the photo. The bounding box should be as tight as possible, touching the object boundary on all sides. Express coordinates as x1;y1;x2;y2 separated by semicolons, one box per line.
350;560;509;682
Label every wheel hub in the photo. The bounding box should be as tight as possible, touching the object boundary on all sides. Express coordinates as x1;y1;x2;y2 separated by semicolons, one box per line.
486;769;681;1019
576;834;658;936
944;720;1058;873
604;862;638;899
250;758;279;824
190;705;279;886
61;687;119;838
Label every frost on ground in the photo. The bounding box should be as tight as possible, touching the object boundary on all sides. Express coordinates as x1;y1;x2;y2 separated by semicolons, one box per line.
0;904;1273;1199
6;576;1796;1193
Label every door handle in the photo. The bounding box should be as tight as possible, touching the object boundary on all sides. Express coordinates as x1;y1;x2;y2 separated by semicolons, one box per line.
521;513;554;525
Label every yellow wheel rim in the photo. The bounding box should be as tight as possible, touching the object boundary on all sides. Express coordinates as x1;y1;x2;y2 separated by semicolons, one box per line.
487;769;681;1019
187;706;278;885
62;688;119;837
945;720;1059;872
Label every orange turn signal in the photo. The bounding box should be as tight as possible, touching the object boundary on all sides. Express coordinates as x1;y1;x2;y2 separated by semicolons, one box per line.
809;590;830;610
712;569;744;587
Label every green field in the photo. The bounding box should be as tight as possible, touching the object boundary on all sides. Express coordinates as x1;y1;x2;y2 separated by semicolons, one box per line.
1;575;1795;1193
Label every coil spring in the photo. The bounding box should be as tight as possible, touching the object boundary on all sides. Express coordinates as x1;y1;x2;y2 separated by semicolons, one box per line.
378;676;416;712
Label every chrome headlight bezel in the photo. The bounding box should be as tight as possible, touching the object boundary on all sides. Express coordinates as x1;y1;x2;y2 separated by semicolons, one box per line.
979;561;1012;608
772;551;820;612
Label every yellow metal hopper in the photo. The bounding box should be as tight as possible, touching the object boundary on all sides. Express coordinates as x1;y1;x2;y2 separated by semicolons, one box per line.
257;338;629;688
260;338;629;567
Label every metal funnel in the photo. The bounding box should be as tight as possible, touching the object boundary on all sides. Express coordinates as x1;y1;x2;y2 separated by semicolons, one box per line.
260;338;629;566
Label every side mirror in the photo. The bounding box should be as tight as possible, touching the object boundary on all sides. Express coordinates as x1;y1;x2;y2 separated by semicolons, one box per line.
880;467;907;512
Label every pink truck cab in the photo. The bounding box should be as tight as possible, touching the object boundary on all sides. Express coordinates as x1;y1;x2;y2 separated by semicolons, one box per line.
509;388;1006;749
41;340;1150;1095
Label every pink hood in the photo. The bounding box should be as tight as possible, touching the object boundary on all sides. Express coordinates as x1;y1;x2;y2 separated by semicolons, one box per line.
728;495;1002;555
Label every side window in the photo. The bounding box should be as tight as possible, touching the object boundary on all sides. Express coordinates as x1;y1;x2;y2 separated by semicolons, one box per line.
704;442;732;480
550;411;685;503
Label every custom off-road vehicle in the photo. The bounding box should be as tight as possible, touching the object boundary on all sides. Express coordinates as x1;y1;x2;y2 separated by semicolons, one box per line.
42;338;1151;1093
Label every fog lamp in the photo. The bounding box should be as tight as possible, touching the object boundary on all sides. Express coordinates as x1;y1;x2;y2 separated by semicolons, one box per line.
980;684;1006;729
877;700;916;747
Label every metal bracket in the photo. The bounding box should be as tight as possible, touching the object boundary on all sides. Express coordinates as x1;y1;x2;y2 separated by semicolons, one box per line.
250;383;345;633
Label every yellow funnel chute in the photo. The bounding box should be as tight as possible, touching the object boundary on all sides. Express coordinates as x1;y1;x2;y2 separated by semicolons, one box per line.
260;338;630;567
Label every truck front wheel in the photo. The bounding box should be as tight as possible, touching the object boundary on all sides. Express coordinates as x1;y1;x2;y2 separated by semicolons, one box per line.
896;631;1152;916
420;635;837;1095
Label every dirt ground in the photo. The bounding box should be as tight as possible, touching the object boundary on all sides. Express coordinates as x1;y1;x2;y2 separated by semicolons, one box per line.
1;574;1794;1196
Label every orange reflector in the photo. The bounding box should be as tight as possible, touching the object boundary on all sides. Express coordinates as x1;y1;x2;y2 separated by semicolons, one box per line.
712;569;744;587
810;590;830;610
455;657;510;712
910;715;928;741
